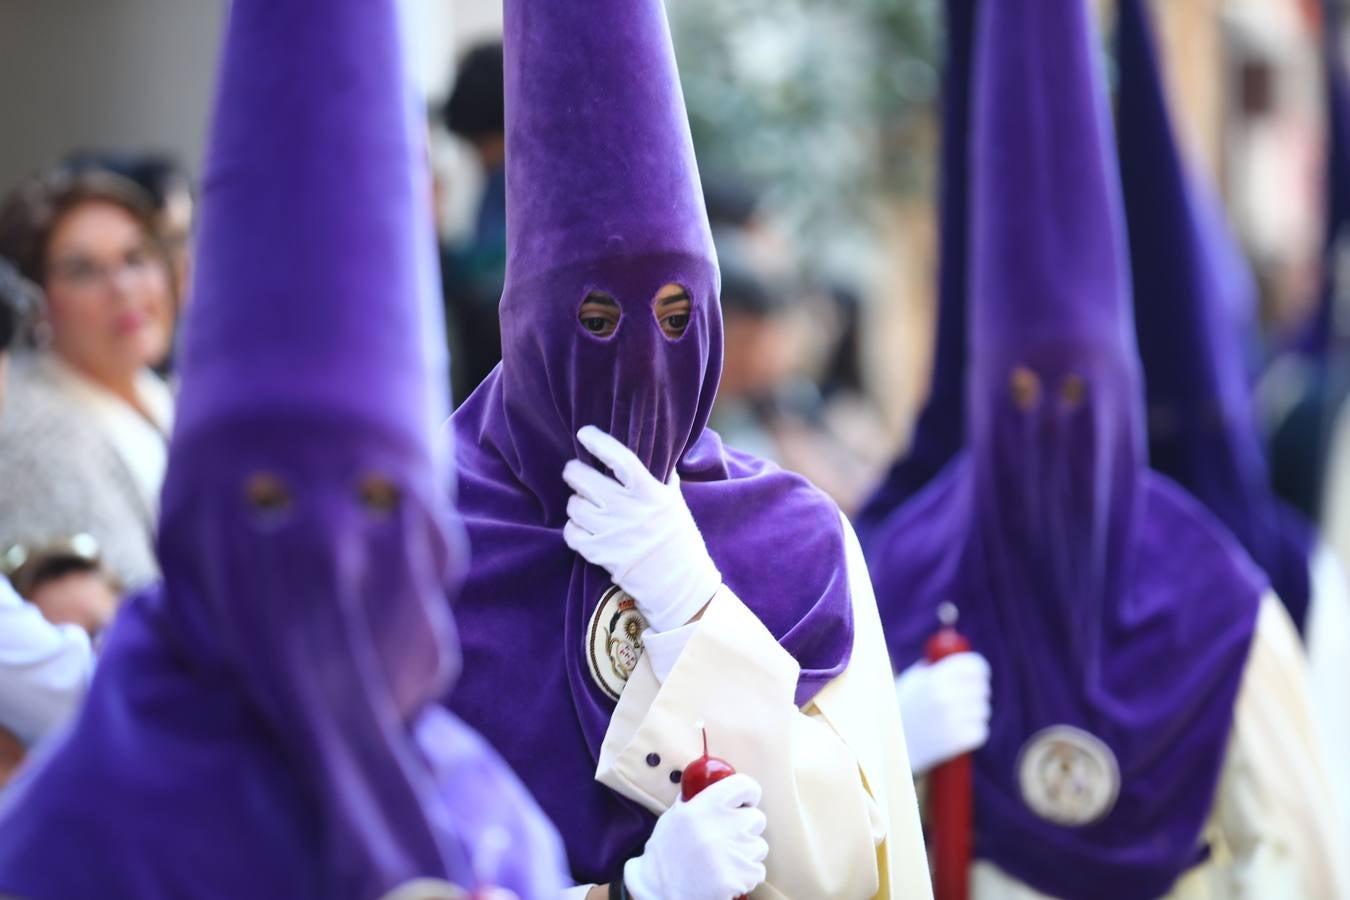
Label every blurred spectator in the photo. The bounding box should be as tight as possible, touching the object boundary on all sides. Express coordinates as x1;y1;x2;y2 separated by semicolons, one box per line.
708;228;888;511
0;258;93;788
62;152;195;307
0;168;175;599
441;41;507;401
708;238;796;461
62;151;195;376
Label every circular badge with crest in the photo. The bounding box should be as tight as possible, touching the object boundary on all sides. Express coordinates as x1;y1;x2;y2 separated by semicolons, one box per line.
1017;725;1120;826
586;585;648;701
379;880;520;900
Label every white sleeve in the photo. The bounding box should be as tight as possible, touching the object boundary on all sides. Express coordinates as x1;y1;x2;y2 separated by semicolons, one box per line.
1210;593;1350;899
0;577;93;746
594;512;931;900
1323;405;1350;576
640;622;698;684
1304;542;1350;861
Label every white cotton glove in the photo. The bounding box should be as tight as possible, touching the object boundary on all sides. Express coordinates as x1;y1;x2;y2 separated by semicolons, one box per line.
623;773;769;900
894;652;992;776
562;426;723;633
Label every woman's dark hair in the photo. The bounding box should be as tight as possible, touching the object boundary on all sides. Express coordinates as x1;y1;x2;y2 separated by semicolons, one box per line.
61;150;192;213
0;256;38;352
0;168;160;288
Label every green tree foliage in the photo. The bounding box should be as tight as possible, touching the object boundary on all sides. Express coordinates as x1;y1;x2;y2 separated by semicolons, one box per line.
670;0;942;273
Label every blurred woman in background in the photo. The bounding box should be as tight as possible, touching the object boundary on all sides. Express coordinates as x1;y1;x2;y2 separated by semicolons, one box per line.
0;257;92;790
0;168;176;607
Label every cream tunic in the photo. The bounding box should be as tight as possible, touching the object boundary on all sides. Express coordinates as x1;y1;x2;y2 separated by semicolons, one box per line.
567;513;932;899
967;595;1347;899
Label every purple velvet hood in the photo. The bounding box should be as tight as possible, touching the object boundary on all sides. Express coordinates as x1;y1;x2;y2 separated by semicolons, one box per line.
862;0;1265;895
446;0;854;882
1117;0;1315;632
0;1;567;896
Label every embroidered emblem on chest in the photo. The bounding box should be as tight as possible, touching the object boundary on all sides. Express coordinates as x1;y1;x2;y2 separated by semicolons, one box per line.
586;585;648;701
1017;725;1120;826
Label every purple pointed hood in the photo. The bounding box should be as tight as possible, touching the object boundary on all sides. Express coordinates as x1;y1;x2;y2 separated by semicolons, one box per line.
491;0;721;515
160;1;466;889
857;0;977;533
159;0;472;892
1117;0;1314;631
863;0;1264;894
0;1;573;897
446;0;854;881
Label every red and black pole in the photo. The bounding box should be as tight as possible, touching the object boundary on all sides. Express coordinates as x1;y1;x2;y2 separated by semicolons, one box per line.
924;603;972;900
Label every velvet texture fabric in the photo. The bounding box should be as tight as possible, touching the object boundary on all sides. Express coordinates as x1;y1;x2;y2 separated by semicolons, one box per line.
856;0;977;533
1117;0;1315;632
446;0;854;883
862;0;1264;895
0;1;567;897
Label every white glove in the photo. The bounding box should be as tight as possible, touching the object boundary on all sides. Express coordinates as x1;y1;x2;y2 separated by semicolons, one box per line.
563;426;722;633
894;652;992;776
623;773;769;900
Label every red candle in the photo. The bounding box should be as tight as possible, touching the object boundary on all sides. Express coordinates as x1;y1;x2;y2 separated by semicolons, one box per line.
925;603;973;900
681;727;748;900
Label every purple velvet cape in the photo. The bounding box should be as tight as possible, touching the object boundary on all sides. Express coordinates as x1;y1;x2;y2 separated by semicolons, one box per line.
444;0;855;883
0;1;567;896
861;0;1265;895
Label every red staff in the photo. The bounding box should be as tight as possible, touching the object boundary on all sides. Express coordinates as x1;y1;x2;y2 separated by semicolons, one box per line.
925;602;973;900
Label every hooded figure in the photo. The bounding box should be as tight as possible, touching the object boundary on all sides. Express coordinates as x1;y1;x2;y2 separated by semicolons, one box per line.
862;0;1344;896
856;0;978;533
446;0;929;895
0;1;567;897
1117;0;1319;634
1120;0;1350;850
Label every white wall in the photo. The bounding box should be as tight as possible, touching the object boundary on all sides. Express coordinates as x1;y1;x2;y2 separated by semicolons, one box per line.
0;1;226;187
0;0;463;191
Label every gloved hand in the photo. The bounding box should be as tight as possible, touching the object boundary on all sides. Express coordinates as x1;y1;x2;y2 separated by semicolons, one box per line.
894;652;992;776
563;426;722;633
623;773;769;900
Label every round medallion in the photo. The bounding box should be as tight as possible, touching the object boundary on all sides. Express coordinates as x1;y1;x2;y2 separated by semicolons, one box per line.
378;880;466;900
586;585;648;701
379;881;519;900
1016;725;1120;826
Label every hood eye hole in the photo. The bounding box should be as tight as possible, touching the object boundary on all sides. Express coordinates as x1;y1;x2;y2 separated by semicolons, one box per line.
244;472;293;515
1009;366;1042;412
357;474;402;516
1059;374;1086;409
653;283;693;340
578;291;621;339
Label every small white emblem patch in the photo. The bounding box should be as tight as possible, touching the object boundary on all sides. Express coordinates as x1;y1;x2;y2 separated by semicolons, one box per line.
1017;725;1120;826
586;585;648;701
